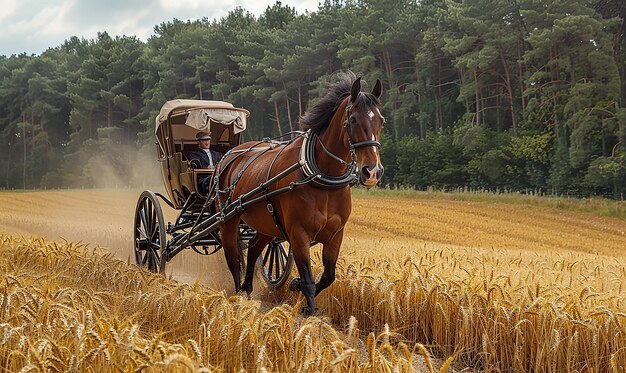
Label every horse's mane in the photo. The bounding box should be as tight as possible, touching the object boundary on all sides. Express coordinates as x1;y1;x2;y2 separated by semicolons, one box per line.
299;72;380;134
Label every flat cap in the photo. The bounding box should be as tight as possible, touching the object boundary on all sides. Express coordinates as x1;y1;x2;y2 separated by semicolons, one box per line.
196;132;211;140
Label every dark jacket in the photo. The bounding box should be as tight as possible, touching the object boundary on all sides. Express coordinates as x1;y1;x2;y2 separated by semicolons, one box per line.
188;148;222;194
188;148;222;169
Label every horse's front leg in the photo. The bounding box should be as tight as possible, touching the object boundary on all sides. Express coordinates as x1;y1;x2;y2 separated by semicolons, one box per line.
315;228;343;296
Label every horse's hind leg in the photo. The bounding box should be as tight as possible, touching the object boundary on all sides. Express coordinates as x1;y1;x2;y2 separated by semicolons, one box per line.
315;228;343;296
219;217;243;293
241;233;273;295
290;233;317;315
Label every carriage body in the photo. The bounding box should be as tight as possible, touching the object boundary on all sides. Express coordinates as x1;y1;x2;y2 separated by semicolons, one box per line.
155;99;249;209
133;99;292;287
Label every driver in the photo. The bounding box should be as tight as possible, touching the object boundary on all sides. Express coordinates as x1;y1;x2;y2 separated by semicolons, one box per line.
188;131;222;193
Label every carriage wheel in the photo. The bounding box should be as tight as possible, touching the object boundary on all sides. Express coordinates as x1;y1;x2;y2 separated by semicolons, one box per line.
259;240;293;288
134;190;167;273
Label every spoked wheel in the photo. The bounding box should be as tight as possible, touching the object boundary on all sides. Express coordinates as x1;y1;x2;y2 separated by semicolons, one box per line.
259;240;293;288
134;190;167;273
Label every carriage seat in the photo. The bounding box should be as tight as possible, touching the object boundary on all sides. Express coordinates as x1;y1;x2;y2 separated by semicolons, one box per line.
175;140;229;197
164;148;208;198
184;150;214;197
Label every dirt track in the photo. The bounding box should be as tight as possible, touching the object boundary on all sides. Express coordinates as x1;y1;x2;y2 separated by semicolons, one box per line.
0;189;240;291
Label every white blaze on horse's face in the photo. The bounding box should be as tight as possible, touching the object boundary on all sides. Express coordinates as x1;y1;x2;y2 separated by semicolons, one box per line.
375;108;383;121
351;104;384;189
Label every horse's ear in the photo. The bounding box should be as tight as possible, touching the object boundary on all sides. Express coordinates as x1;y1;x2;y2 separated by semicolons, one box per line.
350;77;362;103
372;79;382;99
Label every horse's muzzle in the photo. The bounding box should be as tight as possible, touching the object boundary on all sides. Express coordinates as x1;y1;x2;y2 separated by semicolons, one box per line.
359;165;383;188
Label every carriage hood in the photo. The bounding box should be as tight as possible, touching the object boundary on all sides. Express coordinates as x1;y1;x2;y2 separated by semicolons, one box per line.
155;99;249;134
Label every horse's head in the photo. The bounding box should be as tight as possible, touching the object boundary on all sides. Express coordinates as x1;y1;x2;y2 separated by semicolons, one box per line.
346;77;385;189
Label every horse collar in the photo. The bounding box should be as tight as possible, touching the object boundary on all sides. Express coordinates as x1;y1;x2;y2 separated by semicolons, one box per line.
299;130;358;190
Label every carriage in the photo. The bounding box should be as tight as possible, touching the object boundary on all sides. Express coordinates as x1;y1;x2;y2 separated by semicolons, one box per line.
134;75;384;315
133;99;293;288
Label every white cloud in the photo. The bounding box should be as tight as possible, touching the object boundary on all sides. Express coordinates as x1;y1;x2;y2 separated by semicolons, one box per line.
107;11;155;40
0;0;322;56
159;0;223;12
1;0;76;55
0;0;19;22
25;1;75;38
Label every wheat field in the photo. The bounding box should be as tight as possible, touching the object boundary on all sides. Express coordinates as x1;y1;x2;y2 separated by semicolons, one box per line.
0;189;625;372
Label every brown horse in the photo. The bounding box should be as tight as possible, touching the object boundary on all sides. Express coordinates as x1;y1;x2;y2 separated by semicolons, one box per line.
215;73;384;315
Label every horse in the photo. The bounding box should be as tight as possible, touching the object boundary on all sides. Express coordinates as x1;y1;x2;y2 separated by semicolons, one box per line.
214;73;384;315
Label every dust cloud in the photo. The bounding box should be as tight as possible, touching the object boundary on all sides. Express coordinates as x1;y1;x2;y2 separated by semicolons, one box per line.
84;145;162;189
2;143;288;295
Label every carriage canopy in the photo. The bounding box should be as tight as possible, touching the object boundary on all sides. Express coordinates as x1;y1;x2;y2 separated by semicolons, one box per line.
155;99;250;159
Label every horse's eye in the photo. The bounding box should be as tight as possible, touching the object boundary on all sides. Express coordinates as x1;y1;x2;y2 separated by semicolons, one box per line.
350;116;357;124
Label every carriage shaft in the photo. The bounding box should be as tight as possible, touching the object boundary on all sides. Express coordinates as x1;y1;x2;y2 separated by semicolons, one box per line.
187;182;301;243
188;161;305;240
167;160;306;258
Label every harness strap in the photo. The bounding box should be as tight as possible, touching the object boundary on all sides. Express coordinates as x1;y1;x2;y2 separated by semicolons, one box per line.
343;103;382;151
211;140;276;216
209;134;310;239
265;200;289;241
263;142;291;241
317;136;352;166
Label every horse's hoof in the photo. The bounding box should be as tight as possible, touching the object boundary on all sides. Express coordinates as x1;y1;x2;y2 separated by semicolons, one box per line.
289;278;301;292
301;306;317;317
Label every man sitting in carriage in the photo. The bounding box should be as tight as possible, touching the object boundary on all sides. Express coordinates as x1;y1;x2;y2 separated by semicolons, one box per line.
188;131;222;193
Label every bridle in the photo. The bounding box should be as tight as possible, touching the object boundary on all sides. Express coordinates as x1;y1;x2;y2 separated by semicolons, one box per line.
344;102;383;151
300;98;383;189
318;100;383;167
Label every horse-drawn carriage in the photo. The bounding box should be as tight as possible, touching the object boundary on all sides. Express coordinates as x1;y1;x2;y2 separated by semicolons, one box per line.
134;74;385;314
133;99;293;288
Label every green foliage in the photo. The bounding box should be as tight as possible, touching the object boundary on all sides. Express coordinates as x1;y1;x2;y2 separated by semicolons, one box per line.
452;124;490;156
0;0;624;198
586;156;626;197
390;132;469;189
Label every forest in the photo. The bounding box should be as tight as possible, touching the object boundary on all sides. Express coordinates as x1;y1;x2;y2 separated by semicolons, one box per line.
0;0;624;197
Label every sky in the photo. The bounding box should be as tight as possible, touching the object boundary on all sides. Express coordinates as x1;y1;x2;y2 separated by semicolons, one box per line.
0;0;321;57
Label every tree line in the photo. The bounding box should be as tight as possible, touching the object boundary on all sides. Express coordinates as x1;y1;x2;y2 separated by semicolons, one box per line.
0;0;624;197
